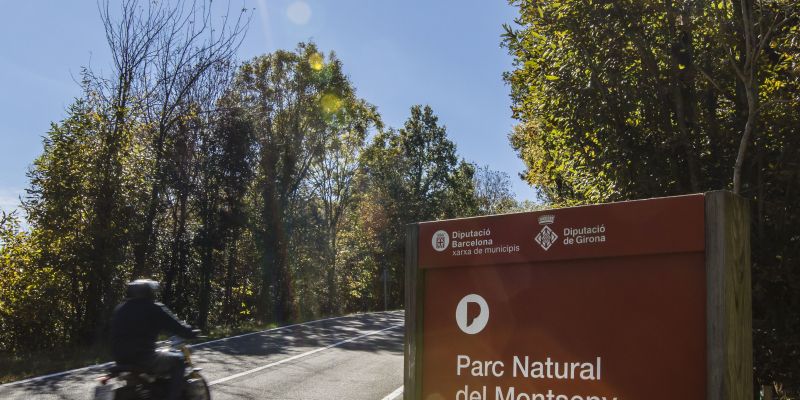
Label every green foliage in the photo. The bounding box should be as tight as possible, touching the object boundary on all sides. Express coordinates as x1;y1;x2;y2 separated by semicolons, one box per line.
221;42;378;322
473;165;518;215
364;105;478;222
0;44;497;386
346;105;479;309
23;97;146;345
504;0;800;392
305;92;382;315
0;212;69;353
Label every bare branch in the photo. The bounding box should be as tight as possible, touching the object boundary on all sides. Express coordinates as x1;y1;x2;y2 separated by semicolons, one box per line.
90;0;251;275
697;66;737;103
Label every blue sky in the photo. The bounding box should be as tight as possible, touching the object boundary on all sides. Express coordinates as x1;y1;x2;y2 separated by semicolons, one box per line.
0;0;535;215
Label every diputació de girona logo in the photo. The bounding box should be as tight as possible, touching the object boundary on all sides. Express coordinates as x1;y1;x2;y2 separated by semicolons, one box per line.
535;214;558;251
456;294;490;335
432;230;449;252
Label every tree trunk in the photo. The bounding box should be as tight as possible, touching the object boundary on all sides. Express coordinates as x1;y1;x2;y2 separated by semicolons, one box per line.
83;106;127;345
734;86;757;194
667;0;702;193
133;126;170;278
197;244;213;330
325;225;338;315
259;151;293;323
163;199;181;309
223;230;237;325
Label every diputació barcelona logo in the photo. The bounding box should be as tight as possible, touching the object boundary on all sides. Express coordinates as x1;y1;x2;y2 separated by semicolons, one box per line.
432;230;449;252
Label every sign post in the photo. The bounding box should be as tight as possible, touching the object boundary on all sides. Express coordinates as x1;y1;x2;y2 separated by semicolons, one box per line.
404;191;751;400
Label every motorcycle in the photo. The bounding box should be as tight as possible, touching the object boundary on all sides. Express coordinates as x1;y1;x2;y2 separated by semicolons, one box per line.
94;336;210;400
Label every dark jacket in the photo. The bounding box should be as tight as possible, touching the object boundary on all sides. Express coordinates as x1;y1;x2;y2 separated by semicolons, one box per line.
110;298;196;363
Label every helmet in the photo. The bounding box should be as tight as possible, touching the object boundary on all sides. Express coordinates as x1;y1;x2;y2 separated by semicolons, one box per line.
126;279;160;301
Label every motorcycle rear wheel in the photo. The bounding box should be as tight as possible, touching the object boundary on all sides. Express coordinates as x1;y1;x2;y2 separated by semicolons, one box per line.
184;372;210;400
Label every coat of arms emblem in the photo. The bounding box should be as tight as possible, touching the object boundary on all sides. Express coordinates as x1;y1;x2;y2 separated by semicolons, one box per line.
535;214;557;251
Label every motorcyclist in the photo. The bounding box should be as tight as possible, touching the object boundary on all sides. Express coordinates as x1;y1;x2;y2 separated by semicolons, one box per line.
110;279;198;400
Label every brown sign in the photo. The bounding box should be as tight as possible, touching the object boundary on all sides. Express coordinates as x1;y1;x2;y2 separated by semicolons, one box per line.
405;193;752;400
419;194;705;268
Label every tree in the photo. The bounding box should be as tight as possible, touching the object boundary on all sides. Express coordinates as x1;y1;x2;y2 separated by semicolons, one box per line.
365;106;477;221
359;105;478;308
94;0;249;278
23;95;148;344
473;165;517;215
7;0;250;347
225;43;367;322
0;212;69;353
190;87;256;329
306;99;382;314
703;0;799;194
504;0;800;393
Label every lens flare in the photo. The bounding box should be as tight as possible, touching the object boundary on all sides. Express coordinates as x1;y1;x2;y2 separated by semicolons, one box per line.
320;93;343;114
287;1;311;25
309;53;324;71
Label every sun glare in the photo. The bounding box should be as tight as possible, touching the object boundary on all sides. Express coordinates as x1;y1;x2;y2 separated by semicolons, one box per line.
287;1;311;25
320;93;343;114
309;52;324;71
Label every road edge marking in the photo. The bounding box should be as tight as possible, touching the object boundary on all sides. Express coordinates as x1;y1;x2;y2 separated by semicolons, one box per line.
0;362;115;389
381;385;404;400
208;324;403;386
0;311;402;388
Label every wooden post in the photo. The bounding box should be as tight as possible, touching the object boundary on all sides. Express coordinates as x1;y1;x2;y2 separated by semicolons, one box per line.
404;224;423;400
705;190;753;400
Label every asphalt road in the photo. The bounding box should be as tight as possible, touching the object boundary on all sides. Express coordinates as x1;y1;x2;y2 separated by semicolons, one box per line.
0;311;405;400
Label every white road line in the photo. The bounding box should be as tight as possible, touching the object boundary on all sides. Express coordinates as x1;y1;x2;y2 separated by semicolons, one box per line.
381;385;404;400
0;311;401;388
208;324;403;386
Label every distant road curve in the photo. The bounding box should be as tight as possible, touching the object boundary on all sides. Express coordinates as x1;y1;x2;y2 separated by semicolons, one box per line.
0;310;405;400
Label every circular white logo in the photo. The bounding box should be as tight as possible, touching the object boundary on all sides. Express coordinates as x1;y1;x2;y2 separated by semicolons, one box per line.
432;230;449;252
456;294;489;335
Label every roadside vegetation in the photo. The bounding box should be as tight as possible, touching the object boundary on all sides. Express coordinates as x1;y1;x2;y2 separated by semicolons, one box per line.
0;0;521;383
1;0;797;396
504;0;799;397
